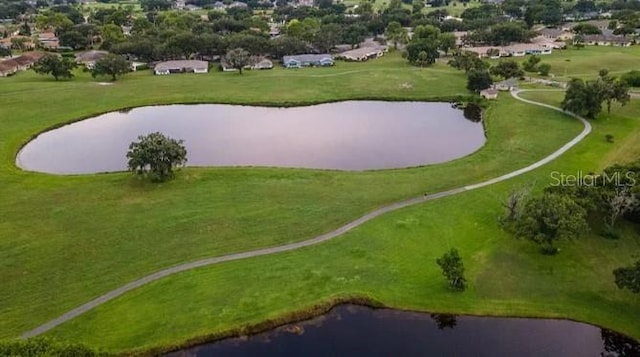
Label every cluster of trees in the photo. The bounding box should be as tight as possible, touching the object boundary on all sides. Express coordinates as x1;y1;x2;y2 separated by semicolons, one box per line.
501;160;640;254
461;22;535;46
522;55;550;76
500;159;640;296
500;161;640;294
405;24;455;66
449;53;534;93
562;69;630;119
32;52;130;81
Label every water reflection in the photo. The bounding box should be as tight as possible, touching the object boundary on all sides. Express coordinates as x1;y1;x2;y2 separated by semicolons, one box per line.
463;103;483;123
166;305;639;357
430;313;457;329
601;328;640;357
17;101;486;174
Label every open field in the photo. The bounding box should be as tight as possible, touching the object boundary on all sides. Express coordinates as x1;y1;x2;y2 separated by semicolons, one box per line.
1;52;639;352
45;93;640;353
488;46;640;81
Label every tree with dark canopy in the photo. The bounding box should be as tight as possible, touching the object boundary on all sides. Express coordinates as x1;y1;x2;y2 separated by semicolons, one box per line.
32;54;77;81
127;132;188;182
436;248;466;290
91;54;130;81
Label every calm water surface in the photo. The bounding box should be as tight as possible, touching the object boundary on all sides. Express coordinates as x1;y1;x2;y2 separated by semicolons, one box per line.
17;101;485;173
166;305;640;357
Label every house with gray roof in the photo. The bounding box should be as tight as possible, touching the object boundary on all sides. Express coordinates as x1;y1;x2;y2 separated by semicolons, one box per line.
154;60;209;75
581;34;632;46
282;54;333;68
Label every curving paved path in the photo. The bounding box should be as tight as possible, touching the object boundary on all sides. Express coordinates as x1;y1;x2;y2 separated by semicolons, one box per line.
20;90;592;339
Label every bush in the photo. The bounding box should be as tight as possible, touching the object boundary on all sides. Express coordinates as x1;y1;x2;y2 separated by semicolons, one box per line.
0;338;105;357
621;70;640;87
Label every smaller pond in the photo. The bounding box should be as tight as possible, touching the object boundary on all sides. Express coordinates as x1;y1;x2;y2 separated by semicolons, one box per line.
16;101;486;174
166;305;640;357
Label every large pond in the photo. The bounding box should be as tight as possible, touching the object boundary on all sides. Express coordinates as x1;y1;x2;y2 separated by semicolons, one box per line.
166;305;640;357
16;101;485;174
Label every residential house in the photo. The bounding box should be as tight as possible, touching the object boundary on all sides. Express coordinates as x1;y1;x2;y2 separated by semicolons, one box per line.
539;28;574;41
465;43;553;58
480;88;498;99
154;60;209;75
581;34;632;46
0;59;18;76
36;32;59;49
0;51;44;77
336;45;387;61
495;78;518;91
228;1;248;8
75;50;109;69
251;57;273;70
282;54;333;68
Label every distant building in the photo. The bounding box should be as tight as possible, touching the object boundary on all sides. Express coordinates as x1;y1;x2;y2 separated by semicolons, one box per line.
251;57;273;70
75;50;109;69
581;34;632;47
154;60;209;75
0;51;45;77
335;46;387;61
282;54;334;68
480;88;498;100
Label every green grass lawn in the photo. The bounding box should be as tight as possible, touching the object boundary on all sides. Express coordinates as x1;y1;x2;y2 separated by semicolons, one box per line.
488;46;640;81
1;52;639;352
45;95;640;354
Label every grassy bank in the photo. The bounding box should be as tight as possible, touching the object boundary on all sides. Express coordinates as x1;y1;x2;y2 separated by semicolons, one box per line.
43;95;640;354
0;52;639;351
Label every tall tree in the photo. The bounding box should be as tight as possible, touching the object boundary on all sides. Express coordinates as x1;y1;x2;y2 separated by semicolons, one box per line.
438;32;457;56
223;48;250;74
514;192;589;254
343;24;368;49
313;23;342;53
32;54;77;81
436;248;466;291
490;60;523;80
384;21;408;50
466;69;493;92
562;73;630;119
127;132;188;182
91;54;130;81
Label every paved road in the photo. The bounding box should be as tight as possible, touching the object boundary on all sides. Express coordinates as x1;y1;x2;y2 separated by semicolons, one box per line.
20;90;592;339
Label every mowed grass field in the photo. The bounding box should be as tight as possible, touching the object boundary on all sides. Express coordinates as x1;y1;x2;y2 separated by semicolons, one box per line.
45;92;640;353
489;46;640;81
0;52;639;352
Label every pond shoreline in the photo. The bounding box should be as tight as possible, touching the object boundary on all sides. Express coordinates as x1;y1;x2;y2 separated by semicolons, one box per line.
17;100;486;174
141;296;638;357
13;95;476;173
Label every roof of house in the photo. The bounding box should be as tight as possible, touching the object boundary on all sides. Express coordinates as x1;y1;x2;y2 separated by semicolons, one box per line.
0;59;18;72
496;78;518;87
155;60;208;71
9;51;45;66
583;20;610;28
339;46;385;59
583;34;631;43
481;88;498;95
37;32;57;40
283;54;333;63
539;28;565;38
75;50;109;63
